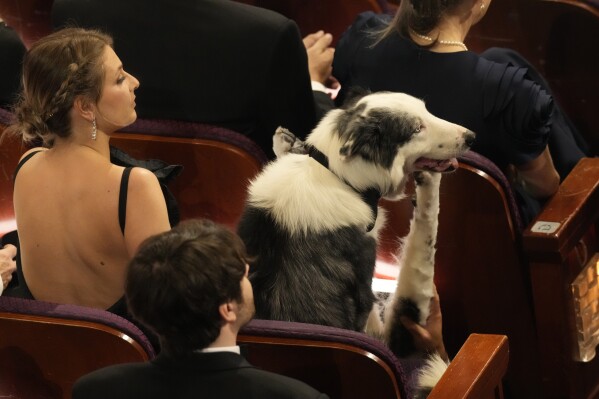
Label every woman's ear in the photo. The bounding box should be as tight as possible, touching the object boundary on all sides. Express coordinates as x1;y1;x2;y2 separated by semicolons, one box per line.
73;96;96;122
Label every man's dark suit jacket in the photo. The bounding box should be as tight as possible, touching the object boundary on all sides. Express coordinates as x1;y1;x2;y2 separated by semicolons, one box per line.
51;0;329;158
72;351;330;399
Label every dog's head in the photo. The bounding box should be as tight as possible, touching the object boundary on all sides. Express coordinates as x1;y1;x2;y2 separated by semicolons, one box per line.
307;91;475;199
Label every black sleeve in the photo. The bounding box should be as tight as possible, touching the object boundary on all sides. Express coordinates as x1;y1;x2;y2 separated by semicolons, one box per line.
257;19;318;156
313;90;335;122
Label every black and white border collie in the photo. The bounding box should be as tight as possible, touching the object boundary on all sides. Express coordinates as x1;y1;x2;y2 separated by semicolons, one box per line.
238;91;474;381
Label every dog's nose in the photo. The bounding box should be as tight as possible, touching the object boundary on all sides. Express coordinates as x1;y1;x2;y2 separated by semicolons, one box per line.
464;130;476;148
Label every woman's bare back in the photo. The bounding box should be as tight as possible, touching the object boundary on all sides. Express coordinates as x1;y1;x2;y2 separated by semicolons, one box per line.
14;144;170;309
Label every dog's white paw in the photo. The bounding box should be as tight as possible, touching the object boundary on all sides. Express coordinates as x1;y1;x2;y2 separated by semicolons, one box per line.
413;171;441;211
273;127;308;158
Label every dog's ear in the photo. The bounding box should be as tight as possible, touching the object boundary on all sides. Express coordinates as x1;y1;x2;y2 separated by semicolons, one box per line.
339;120;382;164
339;109;422;168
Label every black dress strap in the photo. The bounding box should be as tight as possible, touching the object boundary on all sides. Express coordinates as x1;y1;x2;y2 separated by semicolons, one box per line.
13;150;43;182
118;167;133;235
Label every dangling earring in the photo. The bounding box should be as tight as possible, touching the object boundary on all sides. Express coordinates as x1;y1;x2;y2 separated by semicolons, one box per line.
91;118;97;141
480;2;486;11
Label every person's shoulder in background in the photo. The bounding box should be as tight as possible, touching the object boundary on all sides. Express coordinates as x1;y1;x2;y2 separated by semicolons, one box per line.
0;21;26;108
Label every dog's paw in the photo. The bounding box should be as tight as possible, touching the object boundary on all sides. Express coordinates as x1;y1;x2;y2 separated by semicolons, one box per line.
412;172;441;213
273;127;308;158
413;171;438;187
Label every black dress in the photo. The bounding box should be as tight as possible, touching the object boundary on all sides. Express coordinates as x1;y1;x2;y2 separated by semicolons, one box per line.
333;12;590;223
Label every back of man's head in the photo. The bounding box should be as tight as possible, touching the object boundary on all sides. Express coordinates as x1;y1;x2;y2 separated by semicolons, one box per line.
126;219;248;357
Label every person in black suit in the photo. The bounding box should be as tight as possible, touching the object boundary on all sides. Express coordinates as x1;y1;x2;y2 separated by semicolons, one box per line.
0;20;26;108
72;219;329;399
51;0;335;158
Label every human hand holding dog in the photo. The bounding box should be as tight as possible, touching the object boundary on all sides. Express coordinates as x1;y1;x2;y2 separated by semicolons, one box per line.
400;285;448;362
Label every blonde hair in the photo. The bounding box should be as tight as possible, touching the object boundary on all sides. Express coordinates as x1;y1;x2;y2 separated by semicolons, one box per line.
4;27;113;146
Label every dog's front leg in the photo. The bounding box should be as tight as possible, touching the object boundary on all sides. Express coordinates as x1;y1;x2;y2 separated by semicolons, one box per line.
383;171;441;356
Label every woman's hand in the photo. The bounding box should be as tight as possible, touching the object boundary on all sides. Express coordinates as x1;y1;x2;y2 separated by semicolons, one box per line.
400;285;449;362
0;244;17;293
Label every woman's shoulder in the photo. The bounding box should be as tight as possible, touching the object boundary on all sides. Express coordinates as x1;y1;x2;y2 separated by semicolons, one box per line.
18;147;47;162
338;11;391;46
475;48;544;94
351;11;392;31
474;49;553;157
475;51;552;119
122;166;162;198
335;12;394;77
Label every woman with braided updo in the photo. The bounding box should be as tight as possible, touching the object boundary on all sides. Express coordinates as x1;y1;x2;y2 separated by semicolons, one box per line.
333;0;590;224
2;28;170;314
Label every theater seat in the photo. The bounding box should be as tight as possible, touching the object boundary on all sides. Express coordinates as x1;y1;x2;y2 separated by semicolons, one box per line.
0;296;155;399
377;151;599;398
112;118;268;229
239;319;509;399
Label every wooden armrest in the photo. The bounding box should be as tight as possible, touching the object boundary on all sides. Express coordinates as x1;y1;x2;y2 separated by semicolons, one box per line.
523;157;599;262
429;334;509;399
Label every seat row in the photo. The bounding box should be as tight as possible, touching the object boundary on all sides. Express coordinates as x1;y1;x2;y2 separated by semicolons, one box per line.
0;295;508;399
1;107;599;398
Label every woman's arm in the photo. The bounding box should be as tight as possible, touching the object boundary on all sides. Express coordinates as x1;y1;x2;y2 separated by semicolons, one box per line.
512;146;560;199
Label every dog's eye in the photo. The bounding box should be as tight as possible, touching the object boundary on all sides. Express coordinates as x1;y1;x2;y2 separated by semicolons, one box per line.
414;124;424;133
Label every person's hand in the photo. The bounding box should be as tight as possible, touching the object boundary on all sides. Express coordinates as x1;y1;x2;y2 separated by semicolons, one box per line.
400;285;448;361
303;30;335;86
0;244;17;291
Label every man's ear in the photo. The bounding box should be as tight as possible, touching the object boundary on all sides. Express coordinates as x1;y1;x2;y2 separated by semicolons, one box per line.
218;301;238;323
73;96;95;122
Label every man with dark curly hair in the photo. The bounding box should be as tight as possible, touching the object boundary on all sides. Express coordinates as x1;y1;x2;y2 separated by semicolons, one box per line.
72;219;328;399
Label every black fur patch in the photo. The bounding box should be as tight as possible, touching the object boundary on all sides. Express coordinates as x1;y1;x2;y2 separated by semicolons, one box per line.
237;206;377;331
336;106;423;169
387;297;421;357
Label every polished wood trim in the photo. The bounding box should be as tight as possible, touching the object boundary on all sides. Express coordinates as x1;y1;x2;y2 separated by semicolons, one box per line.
523;158;599;261
541;0;599;18
238;331;509;399
0;311;150;360
0;310;151;399
429;334;509;399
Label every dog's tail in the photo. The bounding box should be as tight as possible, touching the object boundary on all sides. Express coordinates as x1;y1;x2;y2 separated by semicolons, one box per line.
413;352;449;399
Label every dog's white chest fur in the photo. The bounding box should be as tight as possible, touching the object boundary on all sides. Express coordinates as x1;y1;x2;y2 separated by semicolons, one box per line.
248;154;377;235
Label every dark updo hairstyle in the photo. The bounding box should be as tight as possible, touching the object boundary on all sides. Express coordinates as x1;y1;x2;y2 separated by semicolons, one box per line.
4;28;112;146
379;0;467;43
